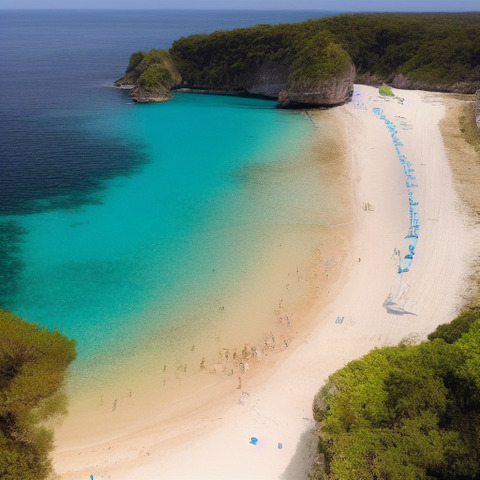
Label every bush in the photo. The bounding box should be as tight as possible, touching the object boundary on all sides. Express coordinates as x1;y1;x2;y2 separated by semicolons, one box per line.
0;310;76;480
312;312;480;479
428;306;480;343
379;83;394;96
137;64;172;92
126;51;145;73
289;32;352;82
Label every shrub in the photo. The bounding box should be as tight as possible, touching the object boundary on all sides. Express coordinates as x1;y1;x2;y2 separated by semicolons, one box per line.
0;310;76;480
312;313;480;479
379;83;394;96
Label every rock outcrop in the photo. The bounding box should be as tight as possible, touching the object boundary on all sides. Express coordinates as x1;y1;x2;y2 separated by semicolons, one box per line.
115;32;355;108
277;35;355;107
278;63;355;108
391;74;480;95
114;49;182;103
235;61;289;98
116;52;354;107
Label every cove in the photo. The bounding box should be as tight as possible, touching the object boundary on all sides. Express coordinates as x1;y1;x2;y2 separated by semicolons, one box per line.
4;92;329;383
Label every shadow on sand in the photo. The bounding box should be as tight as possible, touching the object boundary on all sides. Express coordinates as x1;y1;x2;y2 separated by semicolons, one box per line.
280;426;318;480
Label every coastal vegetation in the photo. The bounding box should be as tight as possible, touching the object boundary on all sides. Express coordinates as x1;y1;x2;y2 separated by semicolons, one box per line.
168;26;353;91
0;310;76;480
316;13;480;89
115;48;181;102
379;83;394;97
117;21;355;106
310;307;480;480
116;12;480;105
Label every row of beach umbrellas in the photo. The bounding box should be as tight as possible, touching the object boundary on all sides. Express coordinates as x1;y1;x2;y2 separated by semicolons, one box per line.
373;107;419;274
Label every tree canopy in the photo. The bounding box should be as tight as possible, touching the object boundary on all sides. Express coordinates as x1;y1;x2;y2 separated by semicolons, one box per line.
169;13;480;92
0;310;76;480
312;310;480;480
117;13;480;104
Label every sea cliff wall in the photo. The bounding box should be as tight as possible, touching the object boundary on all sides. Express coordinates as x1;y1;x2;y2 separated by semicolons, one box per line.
234;61;289;98
278;63;355;108
115;49;355;108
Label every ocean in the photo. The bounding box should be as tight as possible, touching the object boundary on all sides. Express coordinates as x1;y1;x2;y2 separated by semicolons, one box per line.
0;10;340;386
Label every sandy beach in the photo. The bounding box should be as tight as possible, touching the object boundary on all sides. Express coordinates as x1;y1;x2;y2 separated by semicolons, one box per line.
52;84;479;480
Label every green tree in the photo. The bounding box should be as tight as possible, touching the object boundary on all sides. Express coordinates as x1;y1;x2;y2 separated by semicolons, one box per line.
0;310;76;480
126;50;145;73
428;307;480;344
166;13;480;94
289;31;352;82
312;316;480;479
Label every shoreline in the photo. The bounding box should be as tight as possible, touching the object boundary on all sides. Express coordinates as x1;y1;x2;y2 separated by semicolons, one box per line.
52;101;355;477
52;85;479;479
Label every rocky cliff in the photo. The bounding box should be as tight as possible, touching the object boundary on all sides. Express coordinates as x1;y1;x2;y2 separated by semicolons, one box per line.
278;37;355;107
115;50;354;108
233;61;289;98
278;63;355;107
116;26;355;108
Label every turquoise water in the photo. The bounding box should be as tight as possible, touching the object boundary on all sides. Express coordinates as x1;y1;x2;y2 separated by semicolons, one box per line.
6;93;318;370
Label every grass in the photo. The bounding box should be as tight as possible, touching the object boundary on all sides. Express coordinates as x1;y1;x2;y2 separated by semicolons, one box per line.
459;102;480;156
440;96;480;304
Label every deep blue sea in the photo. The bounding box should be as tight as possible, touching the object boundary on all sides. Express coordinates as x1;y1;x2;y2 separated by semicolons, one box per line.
0;10;335;377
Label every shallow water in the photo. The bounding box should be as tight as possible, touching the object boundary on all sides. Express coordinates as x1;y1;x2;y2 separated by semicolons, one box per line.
3;92;329;369
0;10;338;386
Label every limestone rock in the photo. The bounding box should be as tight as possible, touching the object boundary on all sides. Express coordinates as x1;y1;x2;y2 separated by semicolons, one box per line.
236;61;289;98
278;63;355;108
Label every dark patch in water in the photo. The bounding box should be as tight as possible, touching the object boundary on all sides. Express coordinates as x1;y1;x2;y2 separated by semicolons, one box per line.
0;115;148;215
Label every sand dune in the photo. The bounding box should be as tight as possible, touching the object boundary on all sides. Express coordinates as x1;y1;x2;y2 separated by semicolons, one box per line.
53;85;479;480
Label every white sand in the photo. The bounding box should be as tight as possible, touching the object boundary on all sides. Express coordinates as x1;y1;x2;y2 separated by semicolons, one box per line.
53;85;478;480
